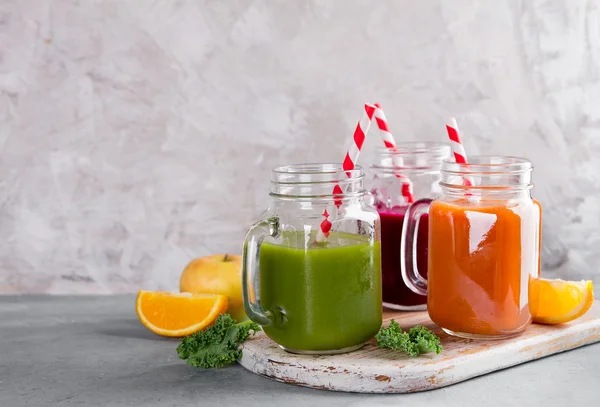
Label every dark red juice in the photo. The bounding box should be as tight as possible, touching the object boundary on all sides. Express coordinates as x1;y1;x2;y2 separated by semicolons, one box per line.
378;206;429;308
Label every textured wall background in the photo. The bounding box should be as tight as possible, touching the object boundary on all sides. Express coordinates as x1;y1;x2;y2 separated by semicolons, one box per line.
1;0;599;294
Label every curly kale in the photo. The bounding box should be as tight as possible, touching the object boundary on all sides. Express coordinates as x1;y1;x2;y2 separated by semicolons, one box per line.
376;320;442;357
177;314;261;368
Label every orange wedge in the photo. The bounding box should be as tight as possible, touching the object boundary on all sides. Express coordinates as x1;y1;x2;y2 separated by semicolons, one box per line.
136;291;228;337
529;278;594;324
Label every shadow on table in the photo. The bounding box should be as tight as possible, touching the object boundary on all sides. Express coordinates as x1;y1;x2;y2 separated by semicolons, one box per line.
96;318;177;342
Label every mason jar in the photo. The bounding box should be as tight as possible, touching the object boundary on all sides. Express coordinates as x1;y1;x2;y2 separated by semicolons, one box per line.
401;156;542;339
369;142;451;311
242;164;382;354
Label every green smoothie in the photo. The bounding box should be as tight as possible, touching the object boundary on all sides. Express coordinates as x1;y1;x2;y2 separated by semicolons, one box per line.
259;232;382;353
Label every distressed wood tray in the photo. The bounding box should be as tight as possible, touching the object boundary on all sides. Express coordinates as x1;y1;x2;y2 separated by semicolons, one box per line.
239;302;600;393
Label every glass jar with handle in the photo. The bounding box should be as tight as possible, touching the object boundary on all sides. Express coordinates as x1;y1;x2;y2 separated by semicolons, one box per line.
242;163;382;354
369;142;451;311
401;156;542;339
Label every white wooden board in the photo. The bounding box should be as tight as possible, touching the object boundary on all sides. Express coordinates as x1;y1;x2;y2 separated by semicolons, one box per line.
239;302;600;393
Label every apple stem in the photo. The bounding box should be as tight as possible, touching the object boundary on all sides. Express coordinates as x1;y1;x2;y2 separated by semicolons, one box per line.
223;254;231;262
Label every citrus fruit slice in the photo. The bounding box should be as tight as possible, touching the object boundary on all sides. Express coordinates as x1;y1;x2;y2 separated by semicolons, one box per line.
529;278;594;324
136;291;228;337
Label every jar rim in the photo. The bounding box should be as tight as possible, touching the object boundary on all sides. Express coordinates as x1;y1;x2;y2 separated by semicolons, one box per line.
271;163;364;183
270;163;366;199
375;141;451;157
372;142;451;173
442;155;532;175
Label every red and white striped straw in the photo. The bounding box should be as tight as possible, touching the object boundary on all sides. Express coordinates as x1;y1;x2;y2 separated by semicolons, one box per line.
446;117;467;164
342;104;377;174
316;103;377;242
445;117;473;187
374;103;415;203
373;104;395;149
319;210;332;239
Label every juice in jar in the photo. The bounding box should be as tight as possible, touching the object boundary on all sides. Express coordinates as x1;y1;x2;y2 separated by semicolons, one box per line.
259;232;382;352
378;205;429;308
427;199;541;337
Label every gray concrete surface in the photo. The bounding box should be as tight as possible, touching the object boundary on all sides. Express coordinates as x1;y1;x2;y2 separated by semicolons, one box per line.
1;295;599;407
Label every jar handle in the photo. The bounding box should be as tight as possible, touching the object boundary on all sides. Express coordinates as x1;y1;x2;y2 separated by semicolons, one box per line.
242;216;280;326
400;198;432;296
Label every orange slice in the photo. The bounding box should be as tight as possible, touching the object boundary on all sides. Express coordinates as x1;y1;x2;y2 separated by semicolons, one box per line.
529;278;594;324
136;291;228;337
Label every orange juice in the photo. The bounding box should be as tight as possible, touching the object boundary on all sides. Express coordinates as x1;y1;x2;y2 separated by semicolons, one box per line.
427;199;541;338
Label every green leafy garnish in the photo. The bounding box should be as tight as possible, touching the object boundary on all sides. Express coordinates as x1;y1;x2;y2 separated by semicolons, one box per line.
177;314;261;368
376;320;443;357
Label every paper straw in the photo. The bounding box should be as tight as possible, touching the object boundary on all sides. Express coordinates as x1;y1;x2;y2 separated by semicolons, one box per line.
342;104;377;174
373;104;396;149
446;117;474;188
318;210;332;239
374;104;415;203
446;118;468;164
315;103;377;243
